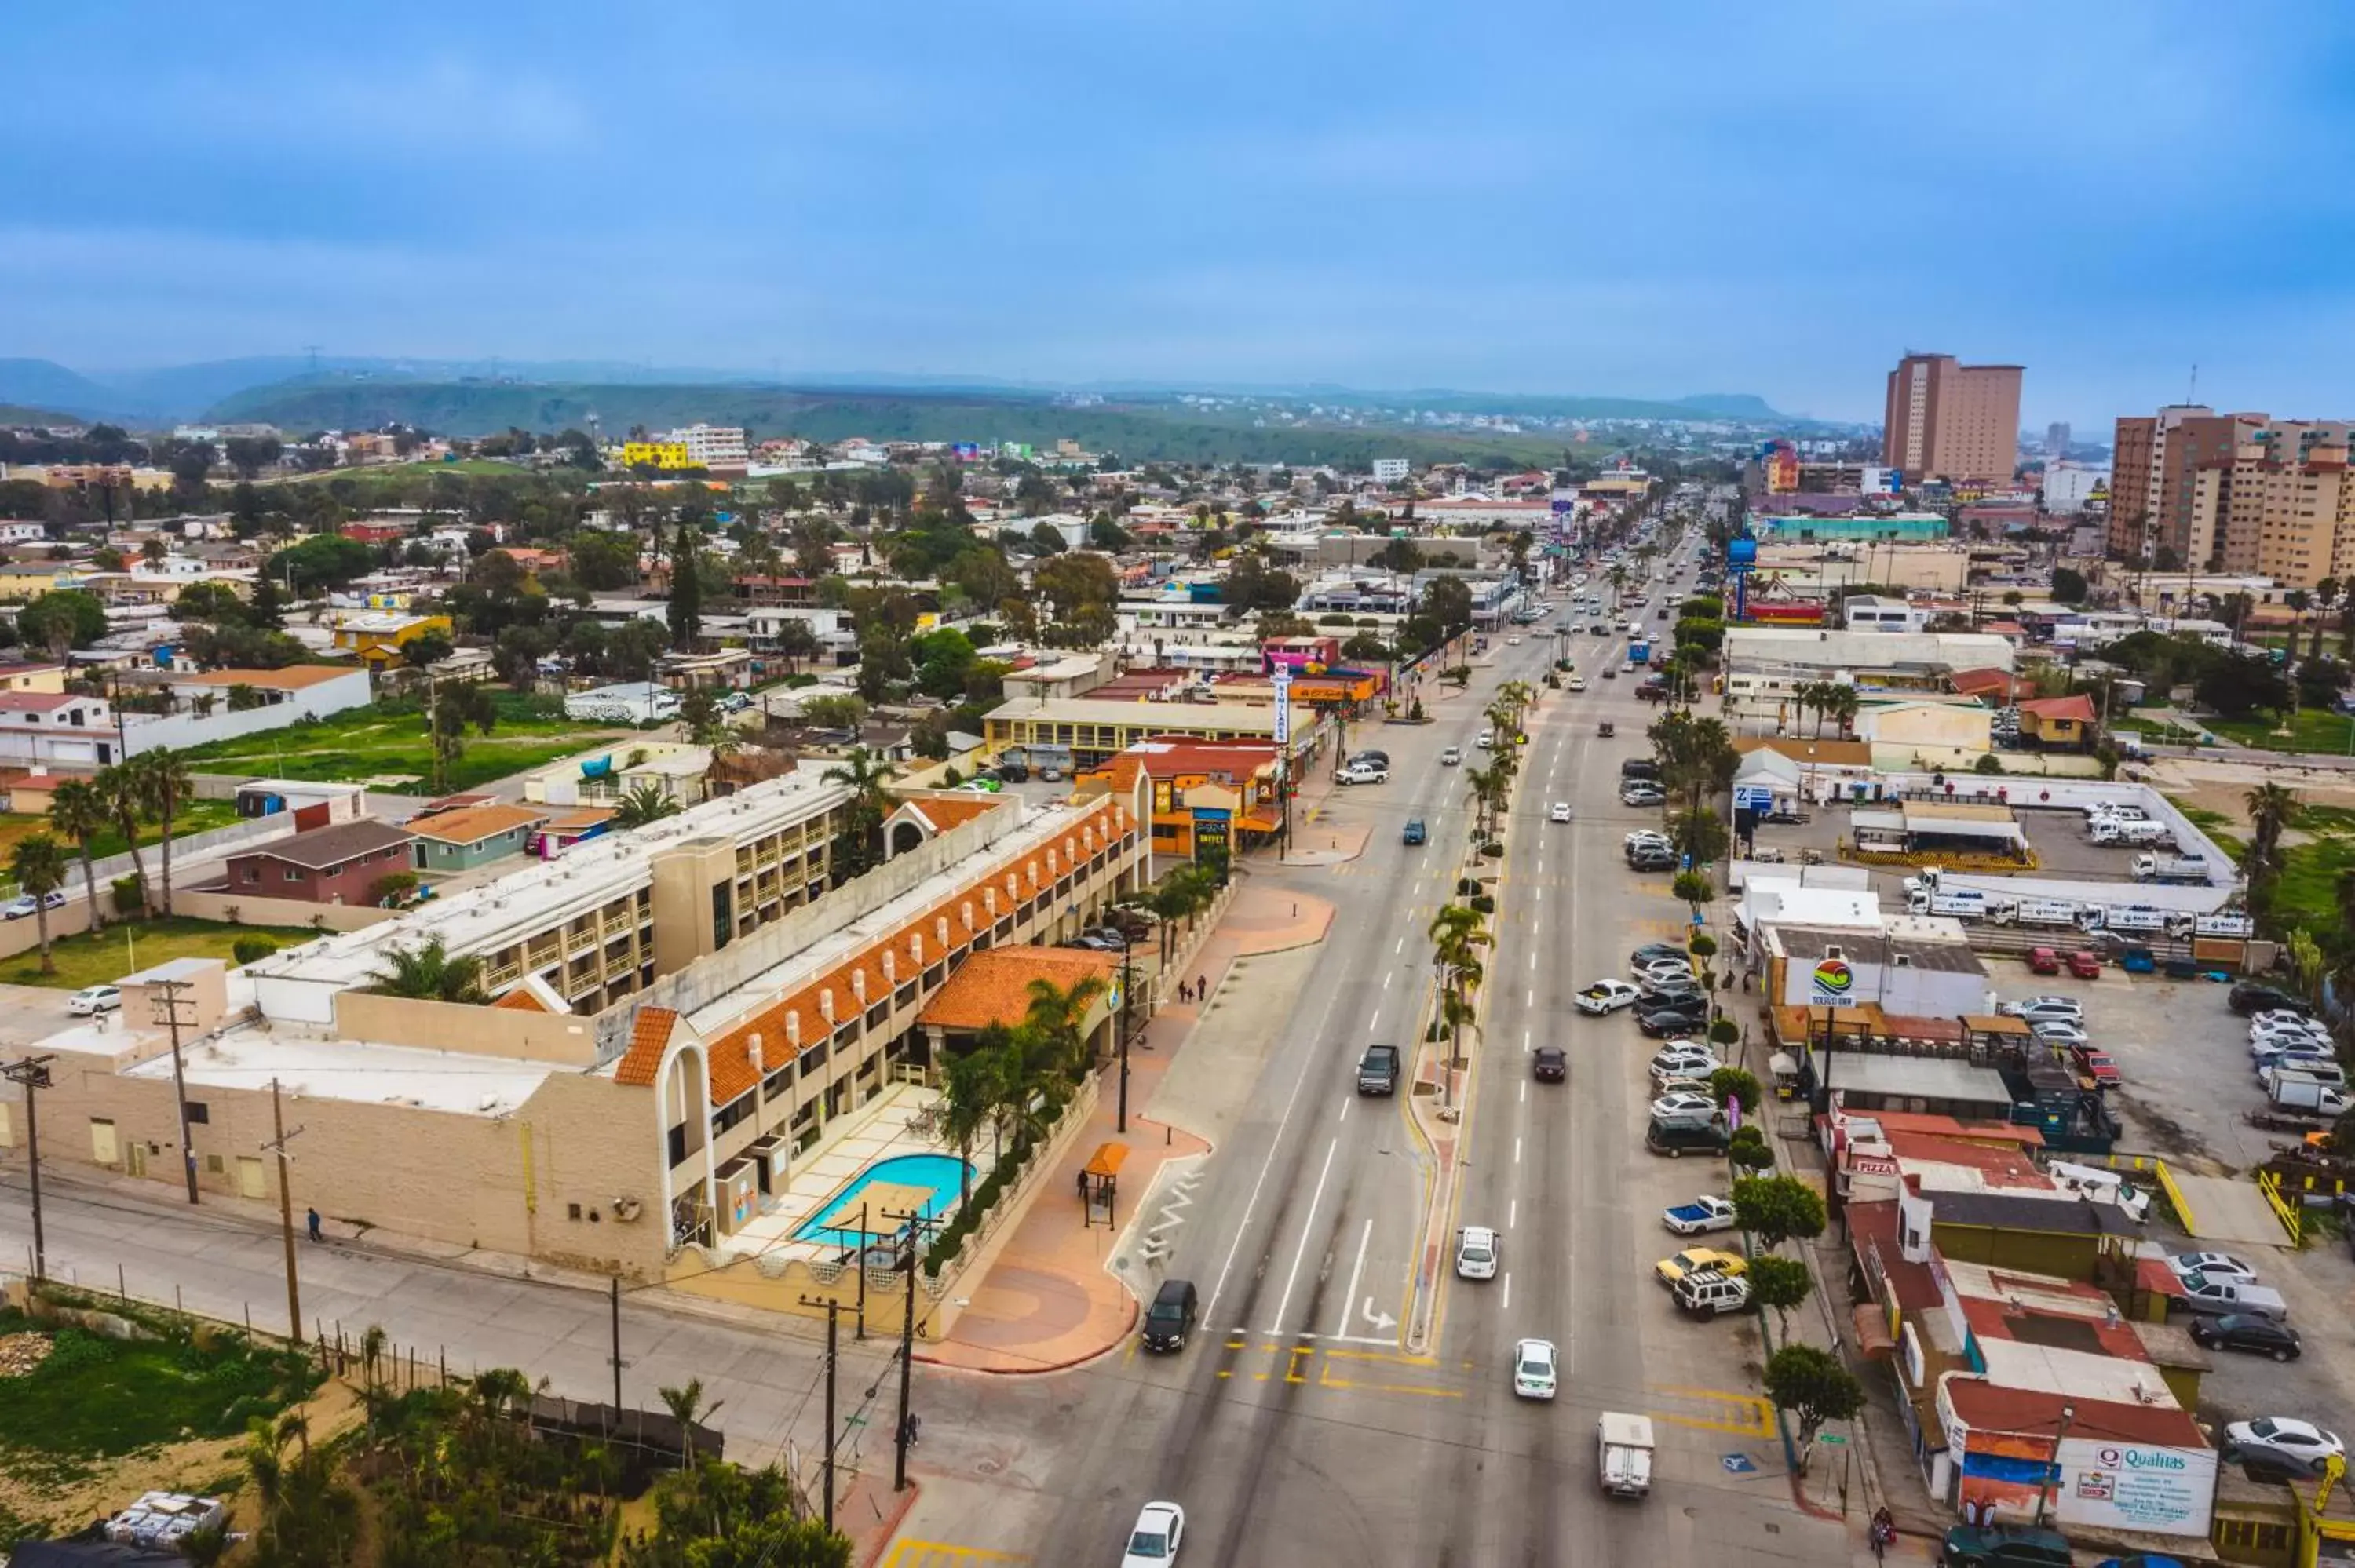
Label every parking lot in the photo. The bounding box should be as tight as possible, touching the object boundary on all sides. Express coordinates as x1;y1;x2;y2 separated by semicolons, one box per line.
1981;963;2355;1461
1743;798;2203;903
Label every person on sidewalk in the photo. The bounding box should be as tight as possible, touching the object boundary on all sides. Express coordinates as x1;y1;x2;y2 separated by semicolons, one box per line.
1869;1507;1894;1563
306;1206;323;1243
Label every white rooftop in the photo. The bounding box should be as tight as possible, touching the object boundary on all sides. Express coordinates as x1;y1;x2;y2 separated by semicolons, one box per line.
125;1028;560;1117
1971;1337;2179;1409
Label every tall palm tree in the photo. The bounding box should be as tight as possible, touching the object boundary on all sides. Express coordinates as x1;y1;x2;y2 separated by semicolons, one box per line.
2245;782;2298;882
95;760;150;913
820;746;897;876
1024;972;1109;1075
9;833;68;976
2315;577;2342;664
939;1048;996;1205
657;1377;719;1469
1827;685;1861;738
46;776;110;932
1428;903;1489;1084
367;935;489;1002
130;748;194;916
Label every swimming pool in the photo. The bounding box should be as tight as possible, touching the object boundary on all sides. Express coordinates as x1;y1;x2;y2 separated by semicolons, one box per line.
790;1152;974;1249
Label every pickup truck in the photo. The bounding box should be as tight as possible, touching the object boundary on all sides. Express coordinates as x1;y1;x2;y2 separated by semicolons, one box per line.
1356;1044;1400;1096
1661;1195;1738;1235
2175;1269;2289;1322
1596;1413;1655;1499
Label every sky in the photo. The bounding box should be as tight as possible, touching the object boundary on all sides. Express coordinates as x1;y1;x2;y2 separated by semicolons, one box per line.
6;0;2354;429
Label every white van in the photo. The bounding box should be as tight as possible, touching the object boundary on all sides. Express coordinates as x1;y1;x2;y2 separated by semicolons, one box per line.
2046;1161;2151;1222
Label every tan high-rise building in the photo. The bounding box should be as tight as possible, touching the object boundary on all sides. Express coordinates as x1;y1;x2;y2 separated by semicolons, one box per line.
1882;352;2024;484
2109;407;2355;581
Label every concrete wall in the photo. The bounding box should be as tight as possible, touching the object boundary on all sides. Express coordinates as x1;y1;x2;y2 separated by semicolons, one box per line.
171;888;396;932
331;990;604;1066
118;670;374;758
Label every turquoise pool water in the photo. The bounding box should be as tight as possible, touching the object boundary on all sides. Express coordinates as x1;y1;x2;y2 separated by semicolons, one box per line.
791;1152;973;1249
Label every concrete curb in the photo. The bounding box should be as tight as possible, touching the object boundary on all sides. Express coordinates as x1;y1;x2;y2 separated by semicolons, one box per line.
854;1476;922;1568
912;1296;1137;1377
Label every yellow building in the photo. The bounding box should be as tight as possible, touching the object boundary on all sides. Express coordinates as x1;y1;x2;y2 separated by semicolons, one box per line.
619;441;694;470
330;611;455;667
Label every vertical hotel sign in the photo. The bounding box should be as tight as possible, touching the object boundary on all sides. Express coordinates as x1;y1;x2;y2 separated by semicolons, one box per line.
1272;666;1292;749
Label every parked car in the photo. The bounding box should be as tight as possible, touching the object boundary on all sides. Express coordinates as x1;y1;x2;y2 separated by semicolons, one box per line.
1626;845;1675;871
1350;750;1391;769
2232;983;2312;1016
1661;1195;1738;1235
2026;946;2061;975
2225;1417;2343;1475
1630;943;1690;968
2066;949;2102;978
1532;1045;1567;1082
1649;1091;1718;1121
1577;979;1641;1015
2001;996;2084;1025
1511;1337;1558;1400
2028;1021;2090;1049
1653;1247;1746;1287
1637;1005;1709;1037
1939;1525;2073;1568
1648;1045;1718;1079
65;984;121;1016
2170;1251;2258;1281
2190;1314;2302;1362
1121;1501;1187;1568
0;890;67;920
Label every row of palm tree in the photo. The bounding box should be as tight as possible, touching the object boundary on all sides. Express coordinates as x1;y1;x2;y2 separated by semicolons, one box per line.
1429;901;1490;1101
1144;862;1220;967
1791;680;1860;740
937;973;1108;1205
5;748;199;975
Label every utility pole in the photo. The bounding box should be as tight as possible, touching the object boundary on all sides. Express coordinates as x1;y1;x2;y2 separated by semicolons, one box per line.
884;1209;937;1492
610;1277;624;1408
2;1056;54;1279
261;1078;304;1341
150;979;199;1203
795;1294;843;1531
1115;943;1136;1132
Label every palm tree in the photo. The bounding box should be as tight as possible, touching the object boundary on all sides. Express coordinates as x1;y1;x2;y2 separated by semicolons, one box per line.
46;776;110;932
367;935;489;1002
130;748;193;916
939;1048;996;1205
612;782;681;828
1024;972;1109;1075
657;1377;720;1469
2245;782;2298;883
1428;904;1489;1085
820;746;897;876
1827;685;1861;738
1464;762;1507;839
2316;577;2342;663
95;761;150;913
9;833;68;975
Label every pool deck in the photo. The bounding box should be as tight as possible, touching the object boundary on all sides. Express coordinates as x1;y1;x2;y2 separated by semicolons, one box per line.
729;1083;953;1260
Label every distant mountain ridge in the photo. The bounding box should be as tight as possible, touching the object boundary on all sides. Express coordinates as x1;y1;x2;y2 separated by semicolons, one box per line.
0;354;1799;429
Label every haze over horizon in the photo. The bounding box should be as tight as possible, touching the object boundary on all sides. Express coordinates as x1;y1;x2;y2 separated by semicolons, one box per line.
7;0;2351;432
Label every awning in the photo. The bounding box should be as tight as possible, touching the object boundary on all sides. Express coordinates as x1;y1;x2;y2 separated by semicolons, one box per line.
1083;1142;1130;1181
1853;1303;1897;1358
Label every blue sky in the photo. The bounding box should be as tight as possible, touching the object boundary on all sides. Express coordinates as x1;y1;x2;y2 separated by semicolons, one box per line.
6;1;2353;428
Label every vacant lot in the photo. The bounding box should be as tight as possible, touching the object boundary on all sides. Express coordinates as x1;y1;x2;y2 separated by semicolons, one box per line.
0;914;320;989
0;799;243;867
0;1300;319;1544
173;695;625;794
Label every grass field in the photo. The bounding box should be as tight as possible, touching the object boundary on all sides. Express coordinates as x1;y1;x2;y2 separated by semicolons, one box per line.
0;798;242;867
0;914;323;989
171;694;624;794
2200;708;2355;754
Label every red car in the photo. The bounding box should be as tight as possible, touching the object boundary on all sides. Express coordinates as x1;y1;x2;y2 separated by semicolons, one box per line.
2072;1046;2121;1088
2066;950;2103;979
2027;946;2061;975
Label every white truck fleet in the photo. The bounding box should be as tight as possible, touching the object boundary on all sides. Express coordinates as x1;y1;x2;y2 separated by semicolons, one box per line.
2131;853;2213;884
1597;1412;1656;1499
1901;869;2252;939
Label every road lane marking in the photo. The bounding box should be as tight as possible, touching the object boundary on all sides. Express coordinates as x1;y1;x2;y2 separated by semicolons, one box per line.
1508;1197;1517;1230
879;1544;1030;1566
1502;1272;1512;1311
1513;1136;1522;1165
1336;1097;1349;1124
1525;987;1534;1008
1518;1080;1526;1104
1333;1216;1373;1340
1368;1006;1382;1030
1267;1136;1338;1332
1395;935;1404;954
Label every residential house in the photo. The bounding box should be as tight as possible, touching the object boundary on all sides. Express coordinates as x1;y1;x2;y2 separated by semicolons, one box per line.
218;819;418;906
330;611;454;668
0;691;121;768
2015;694;2096;749
407;803;551;874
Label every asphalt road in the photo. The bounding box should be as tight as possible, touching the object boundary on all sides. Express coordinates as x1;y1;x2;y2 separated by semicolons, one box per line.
1001;552;1853;1566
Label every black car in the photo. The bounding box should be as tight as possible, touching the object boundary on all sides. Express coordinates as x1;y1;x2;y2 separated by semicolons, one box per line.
1938;1525;2072;1568
1630;943;1689;968
1532;1046;1567;1082
1636;1006;1709;1037
2231;983;2312;1017
1627;848;1675;872
1639;978;1705;1006
2190;1313;2302;1362
1351;750;1391;769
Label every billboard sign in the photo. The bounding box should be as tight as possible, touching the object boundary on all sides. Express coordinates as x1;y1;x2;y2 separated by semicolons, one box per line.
952;442;980;462
1732;784;1775;813
2054;1439;2214;1537
1809;956;1855;1008
1271;666;1292;746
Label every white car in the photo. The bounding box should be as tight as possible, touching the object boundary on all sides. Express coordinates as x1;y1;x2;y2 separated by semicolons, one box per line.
1336;763;1387;786
1624;828;1672;848
2000;996;2084;1024
2250;1016;2331;1045
0;890;67;921
1632;956;1692;983
1566;676;1586;691
1650;1091;1718;1121
1650;1047;1719;1079
2226;1417;2344;1476
1455;1224;1500;1280
1549;802;1573;823
1512;1337;1559;1400
2170;1251;2258;1282
66;984;121;1016
1662;1195;1739;1235
2250;1008;2317;1029
1577;979;1641;1015
1506;635;1522;645
1476;730;1495;749
1121;1501;1187;1566
1440;746;1463;766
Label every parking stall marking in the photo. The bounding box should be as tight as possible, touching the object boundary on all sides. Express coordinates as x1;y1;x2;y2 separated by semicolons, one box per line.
879;1544;1030;1566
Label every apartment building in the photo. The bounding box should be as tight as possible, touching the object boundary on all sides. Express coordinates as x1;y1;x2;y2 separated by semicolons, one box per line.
2108;406;2355;581
668;425;750;470
0;782;1148;1295
1882;352;2024;483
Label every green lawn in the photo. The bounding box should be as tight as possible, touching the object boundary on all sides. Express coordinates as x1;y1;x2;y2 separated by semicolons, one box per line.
0;914;322;989
2200;708;2355;755
171;694;624;794
0;1301;317;1499
0;798;242;867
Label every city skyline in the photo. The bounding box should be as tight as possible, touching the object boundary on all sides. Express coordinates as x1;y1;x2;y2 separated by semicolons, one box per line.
5;1;2352;431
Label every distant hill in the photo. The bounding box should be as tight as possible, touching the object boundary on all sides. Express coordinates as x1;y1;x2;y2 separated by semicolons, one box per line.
208;378;1618;467
1672;393;1780;419
0;359;131;421
0;403;87;427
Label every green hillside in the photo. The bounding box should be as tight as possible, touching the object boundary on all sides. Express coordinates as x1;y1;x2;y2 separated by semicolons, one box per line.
0;404;88;427
209;379;1587;466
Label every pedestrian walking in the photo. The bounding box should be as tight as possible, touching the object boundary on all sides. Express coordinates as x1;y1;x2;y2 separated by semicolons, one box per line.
900;1411;921;1448
1196;974;1207;997
306;1206;323;1243
1870;1507;1894;1563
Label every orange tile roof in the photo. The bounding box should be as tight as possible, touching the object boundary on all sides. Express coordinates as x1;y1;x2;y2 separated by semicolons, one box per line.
660;794;1137;1103
613;1007;679;1086
904;795;1003;833
405;802;550;845
917;948;1118;1032
495;985;553;1013
543;806;618;834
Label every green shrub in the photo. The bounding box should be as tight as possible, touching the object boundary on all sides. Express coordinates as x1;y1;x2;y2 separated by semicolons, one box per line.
231;937;279;967
110;873;145;917
1688;933;1718;959
1478;842;1504;859
1708;1018;1740;1046
1469;895;1495;914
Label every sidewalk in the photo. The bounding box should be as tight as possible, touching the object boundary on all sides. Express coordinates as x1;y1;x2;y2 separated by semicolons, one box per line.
918;882;1332;1374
